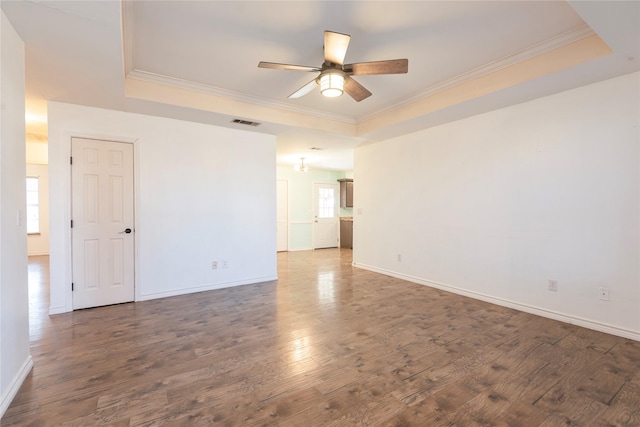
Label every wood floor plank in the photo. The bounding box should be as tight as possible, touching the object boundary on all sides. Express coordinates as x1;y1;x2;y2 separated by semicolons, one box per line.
382;380;478;425
3;252;640;426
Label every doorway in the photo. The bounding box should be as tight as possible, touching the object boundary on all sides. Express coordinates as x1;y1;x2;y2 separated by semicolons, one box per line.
313;182;339;249
71;138;135;309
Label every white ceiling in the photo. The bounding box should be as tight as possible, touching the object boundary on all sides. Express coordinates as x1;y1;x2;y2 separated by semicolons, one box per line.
3;1;639;171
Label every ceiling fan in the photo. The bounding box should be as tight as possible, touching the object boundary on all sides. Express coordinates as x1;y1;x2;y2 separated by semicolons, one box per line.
258;30;408;102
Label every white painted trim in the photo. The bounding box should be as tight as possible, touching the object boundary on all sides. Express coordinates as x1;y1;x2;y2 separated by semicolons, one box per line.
137;275;278;301
27;251;49;256
133;138;142;305
276;178;289;252
289;220;313;225
65;132;138;145
49;305;67;315
54;131;139;314
312;181;340;250
127;69;355;125
354;262;640;342
0;355;33;417
70;137;137;311
120;0;134;77
286;179;290;252
60;131;73;313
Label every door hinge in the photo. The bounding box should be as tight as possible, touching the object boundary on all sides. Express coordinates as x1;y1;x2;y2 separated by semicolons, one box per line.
70;156;73;165
72;283;74;291
70;220;73;228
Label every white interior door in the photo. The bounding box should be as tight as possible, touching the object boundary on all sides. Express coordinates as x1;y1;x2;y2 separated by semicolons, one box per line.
313;182;339;249
276;179;288;252
71;138;135;309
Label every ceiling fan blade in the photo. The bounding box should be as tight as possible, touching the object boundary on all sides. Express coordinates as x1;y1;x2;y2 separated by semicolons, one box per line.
344;77;372;102
324;31;351;65
288;78;318;99
345;59;408;75
258;62;319;72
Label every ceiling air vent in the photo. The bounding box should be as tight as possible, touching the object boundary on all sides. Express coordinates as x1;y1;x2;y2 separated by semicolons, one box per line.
310;147;325;151
232;119;261;127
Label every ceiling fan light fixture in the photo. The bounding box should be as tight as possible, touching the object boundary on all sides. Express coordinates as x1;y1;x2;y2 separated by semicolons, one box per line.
319;71;344;98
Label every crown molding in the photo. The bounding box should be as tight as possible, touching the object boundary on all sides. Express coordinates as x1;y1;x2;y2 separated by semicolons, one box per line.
120;0;134;76
358;24;596;122
126;69;356;125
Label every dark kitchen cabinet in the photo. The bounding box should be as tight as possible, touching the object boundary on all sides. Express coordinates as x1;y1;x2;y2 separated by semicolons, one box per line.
338;179;353;208
340;218;353;249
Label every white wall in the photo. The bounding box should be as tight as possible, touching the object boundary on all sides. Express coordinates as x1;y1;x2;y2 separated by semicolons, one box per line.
48;102;277;313
0;11;31;417
25;135;48;165
26;164;49;256
354;72;640;340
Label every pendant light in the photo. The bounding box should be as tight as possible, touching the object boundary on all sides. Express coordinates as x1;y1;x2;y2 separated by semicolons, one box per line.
294;157;309;172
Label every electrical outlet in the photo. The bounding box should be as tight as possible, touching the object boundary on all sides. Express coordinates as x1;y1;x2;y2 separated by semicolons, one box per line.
211;261;218;270
222;260;228;269
548;280;558;292
599;287;610;301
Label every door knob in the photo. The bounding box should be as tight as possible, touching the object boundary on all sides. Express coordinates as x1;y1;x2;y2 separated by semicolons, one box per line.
119;228;132;234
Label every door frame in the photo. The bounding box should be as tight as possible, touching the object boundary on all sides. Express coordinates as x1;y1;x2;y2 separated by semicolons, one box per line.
70;137;136;309
312;181;340;249
55;132;139;314
276;179;289;252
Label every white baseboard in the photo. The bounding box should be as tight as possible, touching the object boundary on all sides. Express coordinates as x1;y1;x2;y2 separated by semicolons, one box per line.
287;247;313;252
138;275;278;301
354;262;640;342
49;305;67;315
48;277;279;313
27;251;49;257
1;355;33;418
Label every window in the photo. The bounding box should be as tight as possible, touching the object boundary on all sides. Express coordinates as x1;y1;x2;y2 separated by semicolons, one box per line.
26;177;40;234
318;188;335;218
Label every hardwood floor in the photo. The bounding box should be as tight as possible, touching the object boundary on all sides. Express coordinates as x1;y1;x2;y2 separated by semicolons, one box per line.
3;250;640;426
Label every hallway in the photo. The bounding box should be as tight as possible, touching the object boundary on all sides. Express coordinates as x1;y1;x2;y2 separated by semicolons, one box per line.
27;255;51;342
